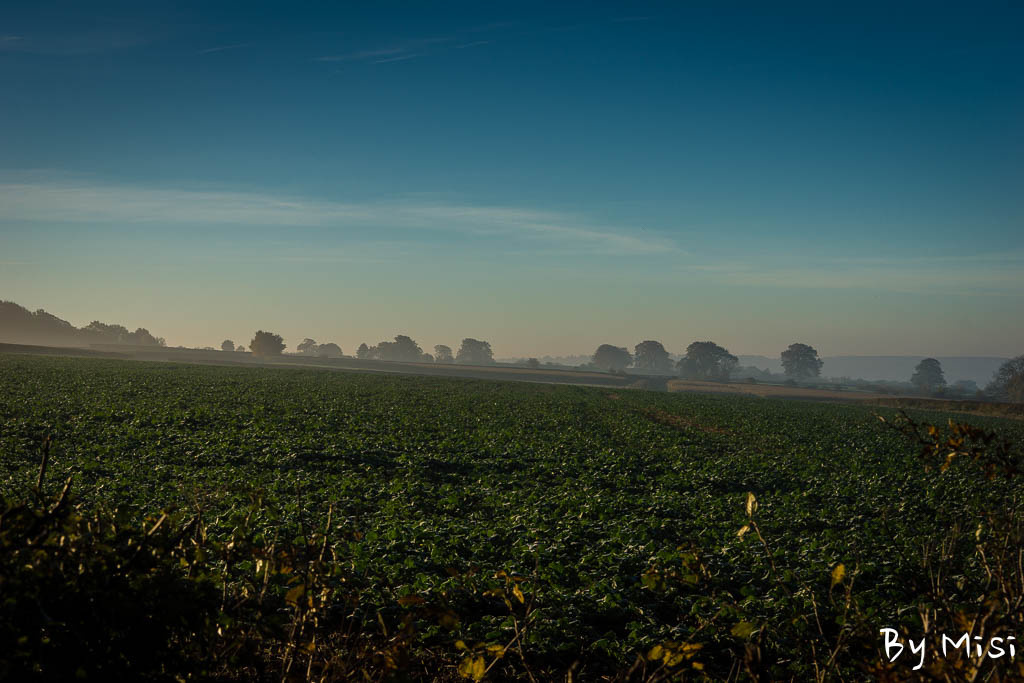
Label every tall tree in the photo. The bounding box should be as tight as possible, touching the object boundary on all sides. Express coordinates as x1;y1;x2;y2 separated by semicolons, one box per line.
297;338;319;356
83;321;131;344
633;340;672;373
356;343;372;359
592;344;632;372
986;356;1024;402
375;335;423;362
250;331;285;357
911;358;946;394
780;343;824;379
677;341;738;381
317;342;342;358
456;338;494;365
127;328;164;346
221;339;235;352
434;345;454;363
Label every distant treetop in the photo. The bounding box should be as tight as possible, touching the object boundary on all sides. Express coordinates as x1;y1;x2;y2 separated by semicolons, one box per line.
633;340;672;373
250;331;285;357
781;343;824;380
456;338;494;365
592;344;632;372
677;341;737;381
911;358;946;394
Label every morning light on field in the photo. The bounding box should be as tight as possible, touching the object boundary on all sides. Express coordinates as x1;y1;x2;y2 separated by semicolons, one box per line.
1;2;1023;681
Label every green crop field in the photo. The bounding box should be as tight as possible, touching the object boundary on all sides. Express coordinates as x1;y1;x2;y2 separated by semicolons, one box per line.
2;353;1022;681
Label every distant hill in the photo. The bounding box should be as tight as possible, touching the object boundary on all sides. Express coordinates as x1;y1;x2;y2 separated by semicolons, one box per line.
0;300;166;348
737;355;1007;386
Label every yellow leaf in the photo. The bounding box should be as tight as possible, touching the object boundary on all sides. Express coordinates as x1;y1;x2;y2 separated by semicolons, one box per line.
692;661;704;670
457;655;486;681
665;651;685;666
512;583;525;604
647;645;664;661
455;640;468;651
285;584;305;605
831;563;846;587
745;492;758;517
737;524;750;539
486;644;505;655
731;621;754;638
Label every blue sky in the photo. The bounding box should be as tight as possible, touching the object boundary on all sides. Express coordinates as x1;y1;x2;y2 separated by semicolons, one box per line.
1;1;1022;357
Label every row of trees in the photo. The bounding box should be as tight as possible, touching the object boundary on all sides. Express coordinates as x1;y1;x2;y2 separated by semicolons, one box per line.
591;340;825;381
242;331;495;366
296;338;343;358
0;301;166;348
354;337;494;365
911;356;1024;401
238;328;1024;403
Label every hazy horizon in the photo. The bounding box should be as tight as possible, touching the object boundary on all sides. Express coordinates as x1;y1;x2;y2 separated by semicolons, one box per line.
2;2;1022;358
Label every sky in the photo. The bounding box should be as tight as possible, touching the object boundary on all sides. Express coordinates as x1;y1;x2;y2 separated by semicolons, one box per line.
1;1;1022;357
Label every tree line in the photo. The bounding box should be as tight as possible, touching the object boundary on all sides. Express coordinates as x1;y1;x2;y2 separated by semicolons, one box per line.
590;340;1024;401
909;356;1024;401
245;332;495;366
237;331;1024;401
0;300;166;348
590;340;824;381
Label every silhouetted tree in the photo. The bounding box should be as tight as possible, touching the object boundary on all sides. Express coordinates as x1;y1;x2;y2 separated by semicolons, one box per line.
633;340;672;373
780;343;823;379
84;321;131;344
221;339;235;352
456;338;494;365
525;358;540;369
375;335;423;362
421;352;434;363
297;338;319;356
434;345;454;363
0;300;165;347
911;358;946;394
250;331;285;357
236;343;246;352
317;342;342;358
356;343;372;360
986;356;1024;402
592;344;632;372
128;328;164;346
677;341;738;381
0;301;79;345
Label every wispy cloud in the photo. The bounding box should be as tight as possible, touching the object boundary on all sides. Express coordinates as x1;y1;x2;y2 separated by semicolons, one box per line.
677;258;1024;296
317;36;455;64
316;25;502;66
372;52;426;64
196;42;251;55
0;180;675;255
316;47;408;62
